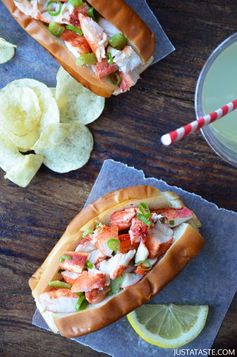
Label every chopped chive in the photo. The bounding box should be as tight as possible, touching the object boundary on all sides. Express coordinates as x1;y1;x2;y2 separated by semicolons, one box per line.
109;33;128;50
138;202;151;219
59;254;72;263
107;52;114;65
69;0;83;6
107;238;120;252
76;53;97;66
87;7;99;21
48;22;65;37
82;227;93;238
137;213;151;226
143;212;151;219
86;260;94;269
109;275;124;295
47;0;62;16
139;202;149;210
87;7;95;18
66;24;83;36
135;259;152;268
76;293;88;311
169;220;175;226
48;280;71;289
137;202;151;225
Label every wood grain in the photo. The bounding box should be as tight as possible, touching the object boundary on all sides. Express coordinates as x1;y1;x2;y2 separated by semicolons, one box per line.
0;0;236;356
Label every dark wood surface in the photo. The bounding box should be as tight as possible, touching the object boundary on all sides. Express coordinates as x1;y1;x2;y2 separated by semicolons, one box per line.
1;1;237;356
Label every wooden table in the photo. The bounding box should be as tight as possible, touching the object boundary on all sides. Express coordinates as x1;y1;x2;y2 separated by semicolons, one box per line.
1;1;236;356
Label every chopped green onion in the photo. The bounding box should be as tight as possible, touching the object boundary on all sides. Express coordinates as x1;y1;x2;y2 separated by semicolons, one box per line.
110;72;121;86
48;22;65;37
137;213;151;226
87;7;95;18
48;280;71;289
76;53;97;66
95;222;101;228
86;260;94;269
66;24;83;36
137;202;152;226
82;227;94;238
59;254;72;263
139;202;149;210
47;0;62;16
138;202;151;219
76;293;88;311
109;275;124;295
135;259;152;268
87;7;99;21
109;33;128;50
169;220;175;226
107;238;120;252
107;52;114;65
69;0;83;6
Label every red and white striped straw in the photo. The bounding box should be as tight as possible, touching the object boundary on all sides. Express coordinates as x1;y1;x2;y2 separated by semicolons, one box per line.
161;98;237;146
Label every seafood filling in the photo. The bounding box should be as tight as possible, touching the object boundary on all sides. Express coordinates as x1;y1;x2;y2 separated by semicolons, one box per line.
39;202;195;313
14;0;144;95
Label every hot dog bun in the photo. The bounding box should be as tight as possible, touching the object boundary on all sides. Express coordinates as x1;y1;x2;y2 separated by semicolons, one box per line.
3;0;155;97
29;186;204;338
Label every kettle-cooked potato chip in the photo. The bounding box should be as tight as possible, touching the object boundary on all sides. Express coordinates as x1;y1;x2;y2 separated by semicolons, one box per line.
0;71;101;185
0;37;16;64
0;86;41;137
5;154;43;188
0;132;43;187
34;123;93;173
6;79;60;130
50;87;56;97
3;128;40;152
0;134;22;172
56;67;105;125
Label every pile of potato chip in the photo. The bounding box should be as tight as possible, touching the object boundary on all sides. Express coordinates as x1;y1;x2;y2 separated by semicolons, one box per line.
0;67;105;187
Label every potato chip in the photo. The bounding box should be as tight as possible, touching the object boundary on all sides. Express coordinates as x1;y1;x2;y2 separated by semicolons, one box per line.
0;86;41;136
3;128;40;152
0;37;16;64
0;134;22;172
56;67;105;125
34;123;93;173
50;87;56;97
5;154;43;188
6;79;60;129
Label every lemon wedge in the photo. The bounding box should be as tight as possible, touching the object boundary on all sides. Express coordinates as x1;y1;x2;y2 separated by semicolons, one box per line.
127;304;209;348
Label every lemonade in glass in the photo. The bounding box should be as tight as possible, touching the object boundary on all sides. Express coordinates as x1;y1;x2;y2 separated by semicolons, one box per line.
195;33;237;166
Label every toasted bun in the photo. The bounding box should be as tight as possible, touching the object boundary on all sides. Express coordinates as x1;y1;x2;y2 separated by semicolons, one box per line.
87;0;155;63
3;0;155;97
29;186;204;338
2;0;116;97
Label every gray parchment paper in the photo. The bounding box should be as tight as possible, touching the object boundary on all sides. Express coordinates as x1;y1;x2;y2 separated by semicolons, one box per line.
0;1;174;88
33;159;237;356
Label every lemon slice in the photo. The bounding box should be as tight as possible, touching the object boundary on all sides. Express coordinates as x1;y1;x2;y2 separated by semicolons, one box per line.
127;304;209;348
